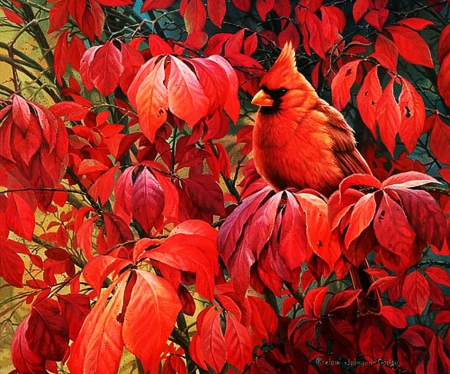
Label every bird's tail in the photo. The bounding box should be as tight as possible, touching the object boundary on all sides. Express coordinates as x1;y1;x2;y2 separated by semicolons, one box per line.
349;259;381;315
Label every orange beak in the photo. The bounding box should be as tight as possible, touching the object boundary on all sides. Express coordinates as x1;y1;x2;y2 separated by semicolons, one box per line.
251;89;274;107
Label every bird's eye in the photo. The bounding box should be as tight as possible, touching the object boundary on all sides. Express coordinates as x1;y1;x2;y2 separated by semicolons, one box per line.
270;88;287;99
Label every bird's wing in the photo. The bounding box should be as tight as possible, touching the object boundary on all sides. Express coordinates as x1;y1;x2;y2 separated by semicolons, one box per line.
316;100;373;176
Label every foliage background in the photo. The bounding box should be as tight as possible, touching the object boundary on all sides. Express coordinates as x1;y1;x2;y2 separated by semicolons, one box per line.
0;0;450;373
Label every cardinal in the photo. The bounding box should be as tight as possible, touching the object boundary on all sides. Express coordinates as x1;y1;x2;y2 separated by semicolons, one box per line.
251;42;381;314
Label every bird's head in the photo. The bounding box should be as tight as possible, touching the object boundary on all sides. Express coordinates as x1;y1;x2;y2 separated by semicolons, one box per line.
252;42;317;114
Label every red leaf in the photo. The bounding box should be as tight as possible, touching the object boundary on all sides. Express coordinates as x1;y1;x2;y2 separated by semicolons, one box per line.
371;33;398;72
398;78;426;152
438;54;450;108
12;94;31;131
297;193;336;269
123;270;181;373
148;34;173;55
345;192;377;248
232;0;251;11
11;316;46;374
381;305;407;328
102;212;134;249
386;25;434;68
132;167;164;233
168;57;209;127
399;327;426;347
75;217;96;260
196;307;227;372
438;25;450;64
50;101;89;121
89;167;119;205
279;193;307;269
0;239;25;288
435;311;450;325
1;6;23;24
54;31;69;85
129;58;168;142
331;60;361;111
356;315;391;358
207;0;226;27
353;0;370;23
114;167;134;223
83;0;105;42
244;33;258;56
6;194;35;241
429;114;450;164
396;17;433;31
190;58;229;115
356;67;382;136
224;314;253;371
373;192;416;256
96;0;133;5
364;8;389;31
218;187;272;263
141;0;175;12
79;46;101;91
306;12;326;59
329;188;364;230
345;226;375;267
184;0;206;34
78;159;109;174
183;174;225;216
145;233;218;301
382;171;437;189
376;78;401;155
83;255;130;296
48;0;69;33
403;270;430;314
151;171;179;222
89;41;123;96
26;299;69;361
227;243;256;297
338;173;381;197
208;55;240;123
119;42;145;93
278;22;300;51
425;266;450;287
248;296;278;344
256;0;274;21
57;294;91;340
395;188;447;249
303;286;328;319
273;0;291;17
326;289;361;313
68;274;127;374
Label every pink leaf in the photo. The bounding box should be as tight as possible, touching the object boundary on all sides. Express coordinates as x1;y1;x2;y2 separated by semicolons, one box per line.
132;167;165;233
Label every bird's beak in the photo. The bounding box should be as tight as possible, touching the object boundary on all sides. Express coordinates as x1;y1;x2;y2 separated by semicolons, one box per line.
251;90;274;107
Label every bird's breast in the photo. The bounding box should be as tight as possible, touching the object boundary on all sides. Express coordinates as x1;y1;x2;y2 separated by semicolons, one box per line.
252;112;344;194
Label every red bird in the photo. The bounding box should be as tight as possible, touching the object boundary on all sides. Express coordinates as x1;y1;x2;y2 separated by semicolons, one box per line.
251;42;381;314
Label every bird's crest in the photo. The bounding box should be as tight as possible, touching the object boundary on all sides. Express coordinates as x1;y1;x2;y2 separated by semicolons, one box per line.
260;41;303;91
270;42;297;75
